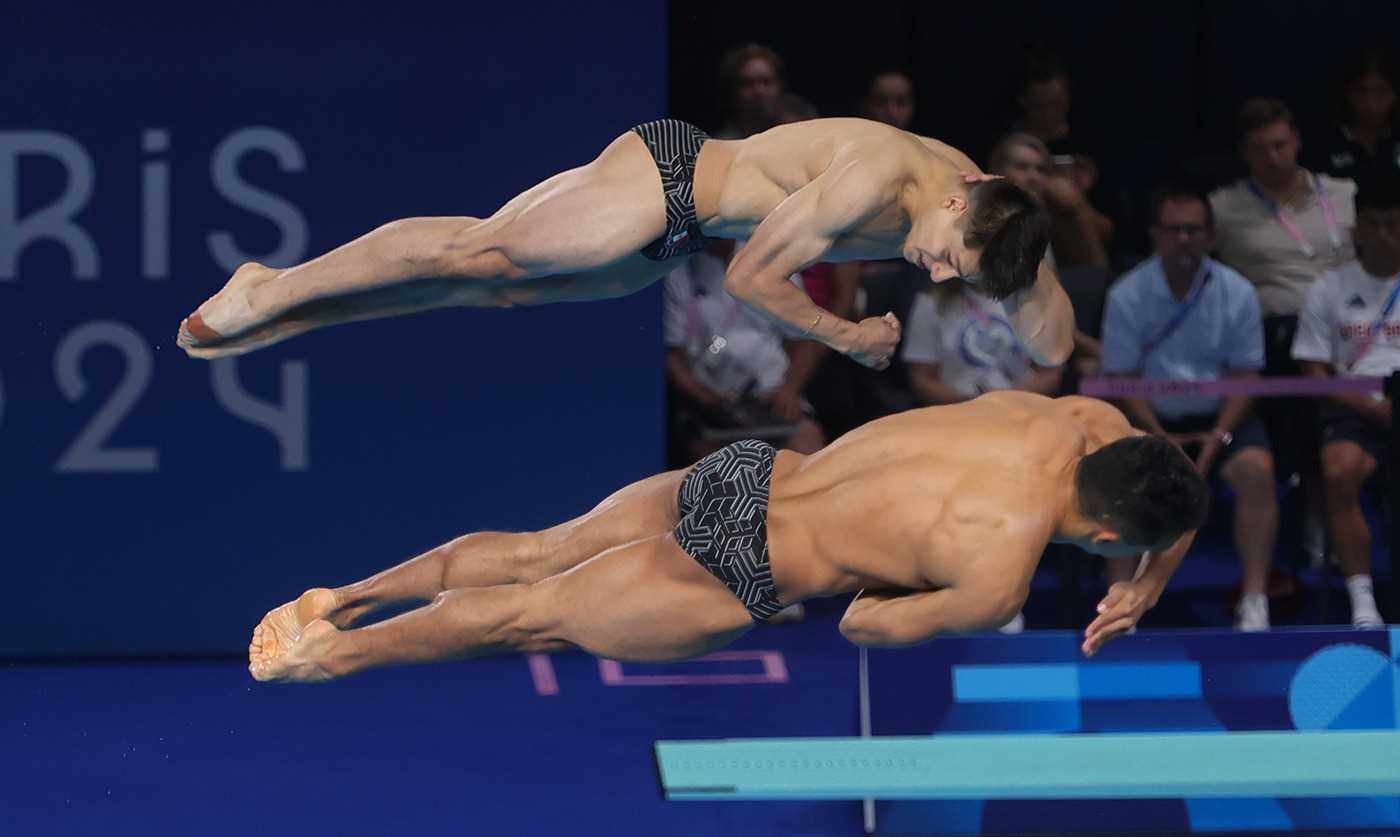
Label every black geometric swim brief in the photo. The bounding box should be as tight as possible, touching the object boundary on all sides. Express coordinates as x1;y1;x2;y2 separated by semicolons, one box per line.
673;439;786;622
631;118;710;262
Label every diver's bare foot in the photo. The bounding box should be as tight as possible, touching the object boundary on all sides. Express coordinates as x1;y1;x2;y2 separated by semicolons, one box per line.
249;588;339;680
250;619;342;683
181;315;312;359
178;262;282;355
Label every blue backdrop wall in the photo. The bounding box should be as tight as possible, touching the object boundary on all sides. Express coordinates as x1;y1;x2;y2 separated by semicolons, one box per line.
0;1;668;656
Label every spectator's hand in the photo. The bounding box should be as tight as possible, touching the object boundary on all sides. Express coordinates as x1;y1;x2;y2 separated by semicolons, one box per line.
1073;355;1101;379
1164;433;1196;456
1070;155;1099;195
1193;434;1223;476
768;384;804;423
848;313;901;370
1040;172;1086;210
1082;579;1156;657
1369;398;1394;428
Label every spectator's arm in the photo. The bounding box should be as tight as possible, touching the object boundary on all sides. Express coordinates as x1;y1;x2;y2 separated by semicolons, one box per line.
1213;281;1266;434
1084;203;1115;249
1040;175;1109;268
1099;282;1164;434
1074;329;1102;359
665;348;724;407
1301;360;1391;426
1018;363;1064;397
1213;371;1258;435
1116;395;1169;437
908;362;967;406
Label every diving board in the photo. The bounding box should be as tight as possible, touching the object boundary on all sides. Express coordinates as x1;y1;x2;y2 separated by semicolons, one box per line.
655;730;1400;800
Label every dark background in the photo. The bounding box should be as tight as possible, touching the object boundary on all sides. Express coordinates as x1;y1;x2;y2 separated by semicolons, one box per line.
1;0;666;656
670;1;1400;248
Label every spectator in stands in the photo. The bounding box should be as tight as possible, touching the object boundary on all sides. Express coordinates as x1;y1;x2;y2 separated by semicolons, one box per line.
989;132;1107;270
1309;46;1400;192
900;280;1062;635
1212;98;1357;367
902;282;1063;407
1102;184;1279;631
1013;49;1115;253
714;43;785;139
987;132;1105;382
1211;98;1357;562
775;91;818;123
862;70;916;131
664;239;826;465
1291;175;1400;628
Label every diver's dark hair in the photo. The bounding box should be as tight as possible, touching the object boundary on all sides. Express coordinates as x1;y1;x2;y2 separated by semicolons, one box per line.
1076;436;1210;546
962;179;1050;300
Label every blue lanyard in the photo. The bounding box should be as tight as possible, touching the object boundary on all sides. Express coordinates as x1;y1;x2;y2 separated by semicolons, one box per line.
1140;266;1213;363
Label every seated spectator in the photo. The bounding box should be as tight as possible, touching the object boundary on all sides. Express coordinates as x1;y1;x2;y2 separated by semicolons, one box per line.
989;132;1108;270
1291;175;1400;628
987;132;1106;382
1308;46;1400;193
1212;98;1357;365
901;281;1063;406
713;43;785;139
1101;184;1279;631
1012;49;1116;252
1211;97;1357;564
901;279;1062;635
664;240;825;466
861;69;916;131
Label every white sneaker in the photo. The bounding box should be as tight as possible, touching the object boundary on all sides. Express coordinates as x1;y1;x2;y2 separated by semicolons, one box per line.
998;611;1025;635
1352;604;1384;629
1235;593;1270;632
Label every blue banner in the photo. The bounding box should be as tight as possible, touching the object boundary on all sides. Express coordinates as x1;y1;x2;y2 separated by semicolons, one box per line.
1;1;668;655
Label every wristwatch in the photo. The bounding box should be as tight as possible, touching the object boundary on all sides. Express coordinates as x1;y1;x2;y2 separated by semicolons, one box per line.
1213;428;1233;446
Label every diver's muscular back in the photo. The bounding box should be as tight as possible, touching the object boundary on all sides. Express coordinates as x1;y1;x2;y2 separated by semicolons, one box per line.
765;393;1136;602
694;118;973;246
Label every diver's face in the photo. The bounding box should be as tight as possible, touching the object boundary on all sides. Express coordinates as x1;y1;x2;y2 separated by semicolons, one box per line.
904;199;981;283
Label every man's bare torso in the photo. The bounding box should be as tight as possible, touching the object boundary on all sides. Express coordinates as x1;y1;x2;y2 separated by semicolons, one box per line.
764;393;1135;604
692;118;979;259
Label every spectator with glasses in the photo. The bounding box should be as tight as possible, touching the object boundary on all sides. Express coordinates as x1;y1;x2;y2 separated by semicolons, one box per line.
1102;184;1279;631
